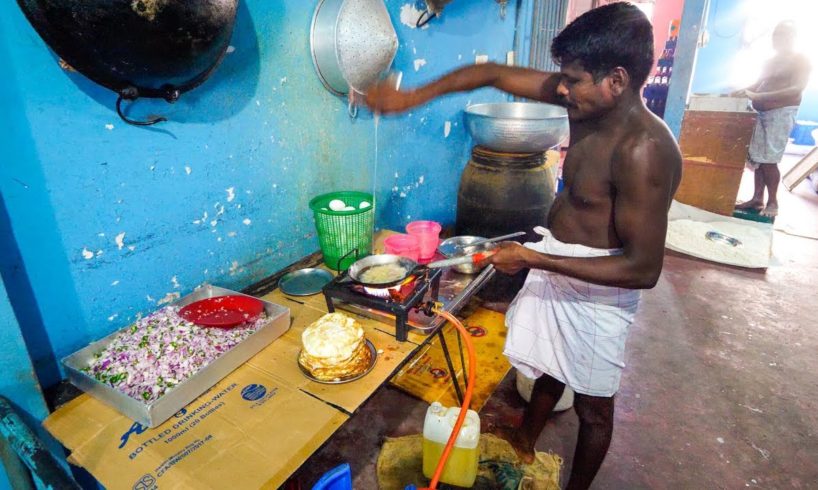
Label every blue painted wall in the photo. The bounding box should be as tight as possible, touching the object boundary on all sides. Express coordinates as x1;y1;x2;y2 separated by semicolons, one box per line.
0;0;519;390
690;0;818;121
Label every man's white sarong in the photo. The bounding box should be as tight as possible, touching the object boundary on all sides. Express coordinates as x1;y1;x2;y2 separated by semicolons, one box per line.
505;227;641;397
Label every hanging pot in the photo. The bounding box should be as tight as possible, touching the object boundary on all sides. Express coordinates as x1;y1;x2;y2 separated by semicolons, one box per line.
17;0;238;126
310;0;398;117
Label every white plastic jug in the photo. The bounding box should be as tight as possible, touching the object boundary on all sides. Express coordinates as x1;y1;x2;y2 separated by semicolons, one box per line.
422;402;481;487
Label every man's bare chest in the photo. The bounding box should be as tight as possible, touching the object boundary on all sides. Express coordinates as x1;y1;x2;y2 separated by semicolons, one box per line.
760;57;800;88
562;142;615;207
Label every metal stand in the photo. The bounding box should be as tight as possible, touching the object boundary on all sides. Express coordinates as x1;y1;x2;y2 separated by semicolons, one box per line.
436;329;465;406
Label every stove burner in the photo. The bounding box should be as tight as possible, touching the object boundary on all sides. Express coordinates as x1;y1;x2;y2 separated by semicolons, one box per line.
322;269;442;341
362;286;391;298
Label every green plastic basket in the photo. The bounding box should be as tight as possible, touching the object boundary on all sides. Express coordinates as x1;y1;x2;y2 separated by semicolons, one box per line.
309;191;375;271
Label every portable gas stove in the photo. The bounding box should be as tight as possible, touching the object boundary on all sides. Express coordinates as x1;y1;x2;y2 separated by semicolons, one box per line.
322;268;444;342
322;263;495;404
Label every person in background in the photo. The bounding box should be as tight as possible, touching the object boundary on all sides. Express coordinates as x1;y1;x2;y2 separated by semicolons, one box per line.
734;20;811;217
366;3;681;489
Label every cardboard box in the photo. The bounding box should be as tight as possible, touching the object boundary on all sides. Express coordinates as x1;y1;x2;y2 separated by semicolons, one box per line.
45;364;347;489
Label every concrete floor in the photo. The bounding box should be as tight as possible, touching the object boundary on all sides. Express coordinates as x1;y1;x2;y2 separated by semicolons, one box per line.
293;166;818;489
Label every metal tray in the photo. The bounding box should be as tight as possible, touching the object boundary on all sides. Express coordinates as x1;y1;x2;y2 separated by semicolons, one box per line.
62;285;290;428
279;268;334;296
297;339;377;384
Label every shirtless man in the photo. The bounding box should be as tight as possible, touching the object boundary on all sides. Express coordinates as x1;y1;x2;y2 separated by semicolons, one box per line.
734;21;811;217
366;4;681;488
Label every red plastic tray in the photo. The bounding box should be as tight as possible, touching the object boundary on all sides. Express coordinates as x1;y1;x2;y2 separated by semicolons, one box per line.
178;295;264;328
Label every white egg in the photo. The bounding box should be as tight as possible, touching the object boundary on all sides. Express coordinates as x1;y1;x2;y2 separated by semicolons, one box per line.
342;206;356;211
328;199;347;211
359;201;371;209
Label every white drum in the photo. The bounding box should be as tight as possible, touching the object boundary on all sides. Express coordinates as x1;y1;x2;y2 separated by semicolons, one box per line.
516;370;574;412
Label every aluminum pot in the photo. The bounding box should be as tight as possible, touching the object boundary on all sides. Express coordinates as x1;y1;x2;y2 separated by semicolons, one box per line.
464;102;569;153
310;0;398;115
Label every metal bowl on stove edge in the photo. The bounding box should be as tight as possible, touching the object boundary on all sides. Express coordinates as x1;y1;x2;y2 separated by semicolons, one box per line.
438;236;495;274
346;254;421;289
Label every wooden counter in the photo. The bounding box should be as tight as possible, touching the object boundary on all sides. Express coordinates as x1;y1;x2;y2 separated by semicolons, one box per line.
674;110;757;215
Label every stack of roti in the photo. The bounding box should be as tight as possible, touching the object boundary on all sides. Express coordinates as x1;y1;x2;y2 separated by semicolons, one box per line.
299;313;372;381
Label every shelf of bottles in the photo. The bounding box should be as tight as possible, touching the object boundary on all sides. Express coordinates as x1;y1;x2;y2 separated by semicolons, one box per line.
644;36;676;118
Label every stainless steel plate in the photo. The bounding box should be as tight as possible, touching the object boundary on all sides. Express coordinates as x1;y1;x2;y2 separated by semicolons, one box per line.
297;339;377;384
705;231;742;247
279;268;334;296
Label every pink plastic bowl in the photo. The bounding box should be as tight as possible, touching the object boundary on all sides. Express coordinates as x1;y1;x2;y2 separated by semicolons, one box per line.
406;221;442;260
384;234;421;262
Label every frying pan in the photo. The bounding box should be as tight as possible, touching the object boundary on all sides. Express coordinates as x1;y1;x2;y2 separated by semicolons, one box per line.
345;254;425;289
344;251;496;289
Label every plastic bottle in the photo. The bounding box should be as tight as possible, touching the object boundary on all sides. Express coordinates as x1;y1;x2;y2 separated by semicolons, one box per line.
422;402;481;487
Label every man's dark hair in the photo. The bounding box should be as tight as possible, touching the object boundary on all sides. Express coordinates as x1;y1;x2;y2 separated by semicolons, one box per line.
551;2;654;89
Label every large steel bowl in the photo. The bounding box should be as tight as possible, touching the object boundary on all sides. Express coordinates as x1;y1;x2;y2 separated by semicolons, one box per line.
464;102;569;153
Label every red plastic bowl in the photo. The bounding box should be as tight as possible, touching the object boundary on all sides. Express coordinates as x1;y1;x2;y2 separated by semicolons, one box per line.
178;295;264;328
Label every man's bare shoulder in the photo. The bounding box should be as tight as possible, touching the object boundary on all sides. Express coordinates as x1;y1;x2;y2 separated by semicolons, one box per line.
771;52;811;70
613;111;682;178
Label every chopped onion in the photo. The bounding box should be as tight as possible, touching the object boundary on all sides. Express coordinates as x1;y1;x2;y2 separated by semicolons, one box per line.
84;306;266;403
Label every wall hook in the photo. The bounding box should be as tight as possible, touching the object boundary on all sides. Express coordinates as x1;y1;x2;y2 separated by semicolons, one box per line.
115;88;167;126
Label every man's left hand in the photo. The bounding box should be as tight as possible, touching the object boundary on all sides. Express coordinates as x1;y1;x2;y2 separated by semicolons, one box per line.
479;242;532;275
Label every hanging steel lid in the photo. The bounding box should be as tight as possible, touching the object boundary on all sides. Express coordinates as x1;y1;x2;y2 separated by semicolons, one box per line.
17;0;238;125
310;0;398;115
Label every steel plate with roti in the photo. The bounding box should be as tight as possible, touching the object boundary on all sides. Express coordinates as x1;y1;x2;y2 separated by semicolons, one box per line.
297;312;377;383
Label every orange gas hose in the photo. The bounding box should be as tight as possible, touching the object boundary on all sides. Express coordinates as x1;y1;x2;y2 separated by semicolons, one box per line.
423;309;477;490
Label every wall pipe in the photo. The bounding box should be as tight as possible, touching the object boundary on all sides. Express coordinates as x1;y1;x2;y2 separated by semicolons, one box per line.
0;396;79;490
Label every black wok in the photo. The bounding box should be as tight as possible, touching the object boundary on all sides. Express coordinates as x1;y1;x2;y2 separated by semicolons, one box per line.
17;0;238;125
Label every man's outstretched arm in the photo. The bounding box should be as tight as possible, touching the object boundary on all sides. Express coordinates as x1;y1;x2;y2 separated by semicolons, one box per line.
365;63;563;113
